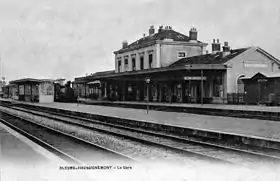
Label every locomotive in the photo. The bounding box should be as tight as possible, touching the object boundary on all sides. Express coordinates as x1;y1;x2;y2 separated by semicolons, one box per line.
54;81;77;103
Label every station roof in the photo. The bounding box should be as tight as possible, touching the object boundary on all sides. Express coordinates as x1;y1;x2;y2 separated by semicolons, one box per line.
3;83;17;87
114;28;206;54
170;48;249;67
9;78;54;84
74;64;226;83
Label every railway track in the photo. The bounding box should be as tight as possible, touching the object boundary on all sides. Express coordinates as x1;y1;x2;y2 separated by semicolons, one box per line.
0;106;227;166
0;110;135;165
3;104;280;168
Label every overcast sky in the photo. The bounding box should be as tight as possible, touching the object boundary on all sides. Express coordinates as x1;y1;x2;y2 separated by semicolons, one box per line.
0;0;279;82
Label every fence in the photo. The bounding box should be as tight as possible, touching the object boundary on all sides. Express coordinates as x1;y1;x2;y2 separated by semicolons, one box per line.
227;93;245;104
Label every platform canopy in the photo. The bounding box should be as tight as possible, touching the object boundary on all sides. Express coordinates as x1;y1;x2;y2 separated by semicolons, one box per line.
74;64;226;84
9;78;54;85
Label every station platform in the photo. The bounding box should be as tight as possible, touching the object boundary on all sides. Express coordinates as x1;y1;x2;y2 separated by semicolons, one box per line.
7;99;280;141
0;120;66;167
78;98;280;113
73;98;280;123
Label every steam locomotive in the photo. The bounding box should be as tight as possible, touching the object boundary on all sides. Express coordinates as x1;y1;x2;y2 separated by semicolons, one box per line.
54;81;77;103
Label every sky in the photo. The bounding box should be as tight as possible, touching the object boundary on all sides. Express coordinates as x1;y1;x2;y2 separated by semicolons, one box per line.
0;0;279;82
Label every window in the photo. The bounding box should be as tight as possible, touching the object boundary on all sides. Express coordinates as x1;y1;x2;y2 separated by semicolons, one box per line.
25;85;31;95
149;54;153;69
213;76;222;97
237;75;245;93
32;85;38;96
177;52;187;58
132;57;136;71
140;56;144;70
124;57;128;71
118;60;121;72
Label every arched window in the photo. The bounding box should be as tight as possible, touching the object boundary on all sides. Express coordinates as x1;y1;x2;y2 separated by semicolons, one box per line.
237;75;245;93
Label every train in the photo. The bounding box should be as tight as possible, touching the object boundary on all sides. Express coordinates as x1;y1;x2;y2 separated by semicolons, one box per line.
54;81;78;103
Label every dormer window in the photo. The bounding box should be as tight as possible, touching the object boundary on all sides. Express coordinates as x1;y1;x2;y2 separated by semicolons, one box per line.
177;52;187;58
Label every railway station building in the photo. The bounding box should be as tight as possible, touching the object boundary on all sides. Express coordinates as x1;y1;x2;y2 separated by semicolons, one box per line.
7;78;55;103
73;25;280;104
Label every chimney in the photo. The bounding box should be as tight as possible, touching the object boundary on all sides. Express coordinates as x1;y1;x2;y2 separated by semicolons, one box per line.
222;41;230;57
122;40;128;49
211;39;221;53
158;25;163;33
216;39;221;51
149;25;155;36
164;26;172;30
189;27;198;41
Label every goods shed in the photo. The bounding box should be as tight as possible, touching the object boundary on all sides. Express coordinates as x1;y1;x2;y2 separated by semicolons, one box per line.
242;72;280;105
9;78;54;103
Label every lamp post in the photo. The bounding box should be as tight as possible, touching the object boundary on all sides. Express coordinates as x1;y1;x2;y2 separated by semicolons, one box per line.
188;66;192;103
145;77;151;114
184;67;192;103
201;70;204;105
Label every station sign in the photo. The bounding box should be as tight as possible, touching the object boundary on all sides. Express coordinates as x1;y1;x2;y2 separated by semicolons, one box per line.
244;63;268;68
257;79;268;82
87;80;101;85
184;76;207;80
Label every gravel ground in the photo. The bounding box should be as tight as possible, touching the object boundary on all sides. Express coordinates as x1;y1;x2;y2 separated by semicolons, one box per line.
0;106;217;168
2;106;280;180
14;106;276;168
